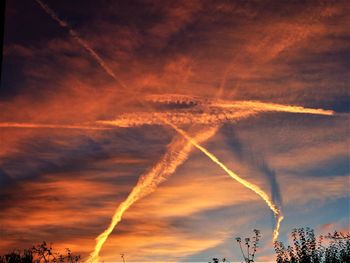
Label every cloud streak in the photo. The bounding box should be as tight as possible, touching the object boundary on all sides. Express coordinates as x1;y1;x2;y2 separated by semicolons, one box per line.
0;122;111;130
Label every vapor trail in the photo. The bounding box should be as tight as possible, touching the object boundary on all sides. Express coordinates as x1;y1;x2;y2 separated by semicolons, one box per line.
96;100;333;128
97;110;256;127
0;122;111;130
212;100;334;115
34;0;126;88
145;94;334;116
164;120;284;242
88;126;218;263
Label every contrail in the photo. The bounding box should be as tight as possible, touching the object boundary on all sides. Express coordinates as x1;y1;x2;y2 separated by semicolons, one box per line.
96;100;333;127
88;126;218;263
0;122;111;130
145;94;335;116
164;120;284;242
1;98;332;130
34;0;126;88
96;110;256;127
212;100;334;115
93;98;333;246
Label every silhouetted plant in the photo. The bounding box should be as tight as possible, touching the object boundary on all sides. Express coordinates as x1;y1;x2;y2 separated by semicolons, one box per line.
0;242;80;263
209;229;261;263
235;229;261;263
120;253;126;263
208;257;228;263
274;228;350;263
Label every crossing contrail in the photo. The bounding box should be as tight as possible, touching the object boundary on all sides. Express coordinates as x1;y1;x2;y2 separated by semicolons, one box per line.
88;126;218;263
163;120;284;241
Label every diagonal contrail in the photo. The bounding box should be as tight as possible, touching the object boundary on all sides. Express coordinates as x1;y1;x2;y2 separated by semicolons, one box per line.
34;0;126;89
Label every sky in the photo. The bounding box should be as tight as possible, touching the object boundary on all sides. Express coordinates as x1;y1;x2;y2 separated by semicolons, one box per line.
0;0;349;262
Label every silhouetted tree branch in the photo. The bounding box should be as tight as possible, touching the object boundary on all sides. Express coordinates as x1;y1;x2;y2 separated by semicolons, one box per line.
0;242;81;263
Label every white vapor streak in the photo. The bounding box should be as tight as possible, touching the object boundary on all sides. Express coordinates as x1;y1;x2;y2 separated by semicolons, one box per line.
34;0;126;88
145;95;334;116
212;100;334;115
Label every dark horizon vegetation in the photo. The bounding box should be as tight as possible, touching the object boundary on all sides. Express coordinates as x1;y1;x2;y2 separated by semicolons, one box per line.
1;228;349;263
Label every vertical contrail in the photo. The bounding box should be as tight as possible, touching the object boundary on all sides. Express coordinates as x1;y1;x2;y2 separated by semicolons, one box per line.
164;120;284;242
88;126;218;262
34;0;126;89
222;128;283;234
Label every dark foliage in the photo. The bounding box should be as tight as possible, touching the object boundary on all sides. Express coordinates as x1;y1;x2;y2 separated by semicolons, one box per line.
208;257;228;263
274;228;350;263
0;242;81;263
235;229;261;263
209;229;261;263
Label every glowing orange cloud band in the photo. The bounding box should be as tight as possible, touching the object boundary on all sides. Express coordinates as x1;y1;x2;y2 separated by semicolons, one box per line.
97;110;256;127
0;122;111;130
97;100;333;128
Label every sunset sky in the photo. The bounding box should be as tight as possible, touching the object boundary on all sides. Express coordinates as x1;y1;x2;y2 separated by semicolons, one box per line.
1;0;349;262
